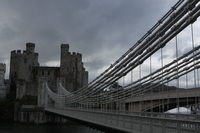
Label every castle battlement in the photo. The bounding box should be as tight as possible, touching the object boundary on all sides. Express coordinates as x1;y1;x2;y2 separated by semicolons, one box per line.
11;50;25;56
11;43;38;58
68;52;82;57
11;50;16;55
65;52;82;62
17;50;21;54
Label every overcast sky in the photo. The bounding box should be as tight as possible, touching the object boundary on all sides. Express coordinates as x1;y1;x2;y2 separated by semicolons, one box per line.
1;0;199;83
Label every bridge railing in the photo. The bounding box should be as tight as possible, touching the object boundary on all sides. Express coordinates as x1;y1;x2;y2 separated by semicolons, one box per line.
46;103;200;122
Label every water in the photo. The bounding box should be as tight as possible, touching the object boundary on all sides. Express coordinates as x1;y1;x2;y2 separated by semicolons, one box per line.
0;123;105;133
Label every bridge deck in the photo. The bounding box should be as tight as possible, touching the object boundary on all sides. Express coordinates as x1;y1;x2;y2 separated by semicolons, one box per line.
45;107;200;133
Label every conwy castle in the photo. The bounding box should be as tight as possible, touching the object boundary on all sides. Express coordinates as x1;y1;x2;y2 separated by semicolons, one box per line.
0;43;88;123
9;43;88;99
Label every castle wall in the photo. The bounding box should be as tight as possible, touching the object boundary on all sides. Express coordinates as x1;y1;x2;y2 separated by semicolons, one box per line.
33;67;60;92
16;79;26;99
16;79;37;99
0;63;6;98
25;82;37;96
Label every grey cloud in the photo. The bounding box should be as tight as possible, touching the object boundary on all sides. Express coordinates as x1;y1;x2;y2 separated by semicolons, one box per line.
85;57;107;71
0;0;178;81
0;26;16;41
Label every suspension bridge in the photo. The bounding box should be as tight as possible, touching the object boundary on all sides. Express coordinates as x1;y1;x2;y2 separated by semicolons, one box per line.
42;0;200;132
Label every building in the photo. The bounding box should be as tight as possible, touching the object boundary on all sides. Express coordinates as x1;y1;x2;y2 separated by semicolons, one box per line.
10;43;88;99
0;63;7;98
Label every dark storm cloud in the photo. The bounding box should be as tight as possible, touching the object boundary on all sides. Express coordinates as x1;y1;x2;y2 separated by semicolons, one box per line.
0;0;177;80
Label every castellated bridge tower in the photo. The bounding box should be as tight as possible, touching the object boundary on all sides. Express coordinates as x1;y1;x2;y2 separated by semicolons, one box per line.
9;43;39;91
60;44;88;92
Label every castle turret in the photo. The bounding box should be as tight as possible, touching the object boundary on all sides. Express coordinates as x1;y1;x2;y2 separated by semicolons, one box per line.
26;43;35;54
60;44;70;77
61;44;69;55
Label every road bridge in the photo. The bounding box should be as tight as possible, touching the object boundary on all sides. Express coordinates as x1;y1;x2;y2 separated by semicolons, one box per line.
125;88;200;112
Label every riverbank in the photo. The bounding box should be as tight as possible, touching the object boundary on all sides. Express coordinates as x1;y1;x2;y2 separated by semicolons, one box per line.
0;91;15;123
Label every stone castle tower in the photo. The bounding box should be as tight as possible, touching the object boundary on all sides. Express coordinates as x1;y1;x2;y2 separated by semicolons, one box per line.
60;44;88;92
10;43;88;99
10;43;39;91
